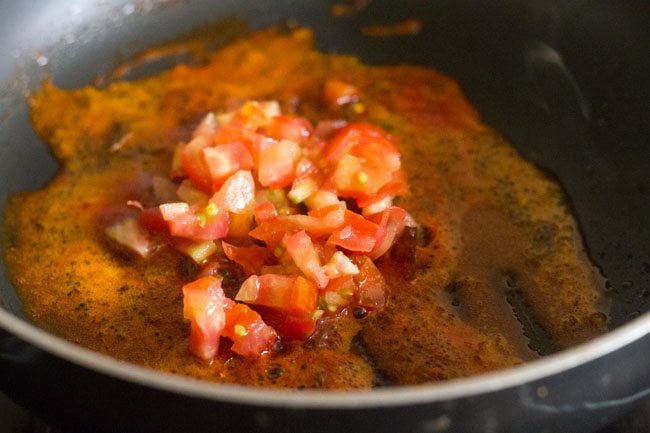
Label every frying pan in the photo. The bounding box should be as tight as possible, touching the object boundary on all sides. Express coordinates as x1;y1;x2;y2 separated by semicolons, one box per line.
0;1;649;432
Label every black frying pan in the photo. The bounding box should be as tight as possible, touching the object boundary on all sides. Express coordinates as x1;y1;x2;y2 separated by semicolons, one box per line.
1;1;649;432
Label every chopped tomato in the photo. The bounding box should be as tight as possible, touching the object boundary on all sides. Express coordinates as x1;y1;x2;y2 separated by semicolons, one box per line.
304;189;339;211
257;139;301;188
368;206;410;259
223;303;277;356
266;115;313;143
326;153;393;198
254;201;278;224
134;101;415;358
227;210;254;239
258;307;318;341
175;239;218;264
357;170;408;209
159;202;229;241
288;175;319;204
249;202;346;246
203;142;254;187
327;210;379;253
282;230;329;288
211;170;255;214
222;241;269;275
351;255;387;310
322;251;360;279
180;136;213;193
322;123;402;199
182;276;227;361
323;123;397;163
236;274;318;316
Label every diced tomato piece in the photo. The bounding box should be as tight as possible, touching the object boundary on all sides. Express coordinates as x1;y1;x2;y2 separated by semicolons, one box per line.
228;210;254;238
182;276;227;361
255;188;292;216
236;274;318;315
266;115;313;143
282;230;329;288
257;139;301;188
160;202;229;241
323;79;360;107
368;206;410;259
326;153;393;198
322;123;402;198
257;307;318;341
248;218;296;248
294;158;318;179
175;239;218;264
203;142;254;187
211;170;255;214
254;201;278;225
304;189;339;211
327;210;379;253
250;202;346;246
222;241;269;275
181;136;213;193
357;169;408;209
351;255;387;310
223;303;277;356
288;175;319;204
323;123;396;163
325;275;357;295
322;251;360;279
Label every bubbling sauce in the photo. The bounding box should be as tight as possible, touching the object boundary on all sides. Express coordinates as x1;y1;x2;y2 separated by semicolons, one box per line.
3;27;607;389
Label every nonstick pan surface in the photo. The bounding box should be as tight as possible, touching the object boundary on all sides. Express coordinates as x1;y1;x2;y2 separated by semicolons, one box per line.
0;1;649;432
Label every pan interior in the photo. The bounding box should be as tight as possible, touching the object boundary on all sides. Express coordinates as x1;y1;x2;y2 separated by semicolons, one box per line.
0;0;648;375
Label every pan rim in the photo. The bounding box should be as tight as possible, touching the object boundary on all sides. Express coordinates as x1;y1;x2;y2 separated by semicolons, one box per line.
1;306;649;408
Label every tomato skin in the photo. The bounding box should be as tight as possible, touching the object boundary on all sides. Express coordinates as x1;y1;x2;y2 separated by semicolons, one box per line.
368;206;410;259
223;303;277;356
327;210;379;253
159;202;229;241
221;241;269;275
182;276;227;361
